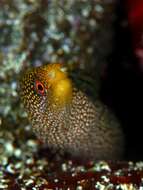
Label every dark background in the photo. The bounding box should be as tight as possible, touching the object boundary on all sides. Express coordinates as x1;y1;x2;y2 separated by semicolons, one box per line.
101;0;143;161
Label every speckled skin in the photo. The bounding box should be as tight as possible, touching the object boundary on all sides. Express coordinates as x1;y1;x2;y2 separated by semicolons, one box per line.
20;64;124;160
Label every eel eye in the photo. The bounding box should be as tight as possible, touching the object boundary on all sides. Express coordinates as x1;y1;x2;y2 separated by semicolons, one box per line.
35;80;45;95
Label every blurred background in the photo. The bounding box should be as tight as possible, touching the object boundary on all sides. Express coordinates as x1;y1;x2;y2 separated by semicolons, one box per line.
0;0;143;184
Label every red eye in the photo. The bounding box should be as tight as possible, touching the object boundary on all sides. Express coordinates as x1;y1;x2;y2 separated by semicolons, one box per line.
35;80;45;95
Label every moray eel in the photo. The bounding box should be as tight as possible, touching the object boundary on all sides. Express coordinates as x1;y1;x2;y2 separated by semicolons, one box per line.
20;63;124;160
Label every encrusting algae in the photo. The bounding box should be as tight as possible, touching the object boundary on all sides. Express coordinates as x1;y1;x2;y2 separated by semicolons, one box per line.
20;63;124;160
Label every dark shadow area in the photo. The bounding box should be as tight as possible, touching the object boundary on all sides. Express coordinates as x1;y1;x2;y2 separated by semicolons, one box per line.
100;0;143;161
